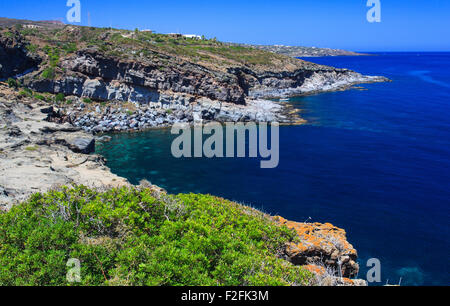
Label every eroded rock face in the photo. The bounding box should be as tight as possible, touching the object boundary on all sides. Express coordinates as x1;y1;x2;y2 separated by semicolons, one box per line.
275;216;360;278
24;49;247;104
20;47;388;107
0;31;41;79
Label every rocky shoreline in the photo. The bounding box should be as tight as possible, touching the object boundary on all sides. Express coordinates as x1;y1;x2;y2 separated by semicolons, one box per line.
0;84;128;210
28;70;387;135
47;95;304;134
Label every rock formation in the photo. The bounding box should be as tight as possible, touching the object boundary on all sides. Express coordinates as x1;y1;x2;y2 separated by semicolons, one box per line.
0;31;41;79
274;216;360;279
0;18;389;117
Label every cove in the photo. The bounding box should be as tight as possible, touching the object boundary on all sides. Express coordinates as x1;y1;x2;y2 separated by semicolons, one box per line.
97;53;450;286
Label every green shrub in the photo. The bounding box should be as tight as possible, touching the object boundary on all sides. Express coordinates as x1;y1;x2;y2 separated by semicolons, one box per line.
83;97;92;104
6;78;18;89
62;42;77;54
18;88;33;97
26;44;38;53
55;93;66;103
43;45;60;68
0;186;312;286
34;94;46;101
41;67;55;80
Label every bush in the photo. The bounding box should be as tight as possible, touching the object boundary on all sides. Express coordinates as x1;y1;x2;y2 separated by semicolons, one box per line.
83;97;92;104
55;93;66;103
26;44;38;53
6;78;18;89
0;186;312;286
18;88;33;98
63;42;77;54
41;67;55;80
34;94;46;101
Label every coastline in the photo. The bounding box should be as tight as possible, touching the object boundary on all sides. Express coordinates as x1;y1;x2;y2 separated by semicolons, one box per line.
38;72;388;135
0;66;389;207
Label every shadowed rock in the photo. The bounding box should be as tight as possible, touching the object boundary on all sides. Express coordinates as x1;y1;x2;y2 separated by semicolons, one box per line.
65;137;95;154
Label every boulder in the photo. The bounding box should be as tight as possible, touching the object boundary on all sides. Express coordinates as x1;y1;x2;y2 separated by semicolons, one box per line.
40;106;54;114
65;137;95;154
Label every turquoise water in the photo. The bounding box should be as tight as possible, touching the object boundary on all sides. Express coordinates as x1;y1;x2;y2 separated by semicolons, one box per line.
97;53;450;286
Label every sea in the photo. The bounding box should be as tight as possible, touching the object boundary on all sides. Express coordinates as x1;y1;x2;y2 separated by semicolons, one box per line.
97;53;450;286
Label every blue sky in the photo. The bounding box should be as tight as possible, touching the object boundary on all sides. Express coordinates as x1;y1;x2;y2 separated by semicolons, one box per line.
1;0;449;51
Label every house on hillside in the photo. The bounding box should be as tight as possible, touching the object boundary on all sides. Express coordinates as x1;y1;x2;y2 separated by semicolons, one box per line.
182;34;202;40
23;24;42;29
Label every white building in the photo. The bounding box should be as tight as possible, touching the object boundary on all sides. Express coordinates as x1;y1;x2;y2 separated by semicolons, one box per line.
182;34;202;40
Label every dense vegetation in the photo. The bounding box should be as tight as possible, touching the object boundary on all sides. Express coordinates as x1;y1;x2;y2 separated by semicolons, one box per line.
0;186;312;286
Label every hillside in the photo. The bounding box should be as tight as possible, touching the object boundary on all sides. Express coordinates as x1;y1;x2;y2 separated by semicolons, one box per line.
0;17;387;111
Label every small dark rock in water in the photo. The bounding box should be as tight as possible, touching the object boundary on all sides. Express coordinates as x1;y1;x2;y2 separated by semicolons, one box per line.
67;137;95;154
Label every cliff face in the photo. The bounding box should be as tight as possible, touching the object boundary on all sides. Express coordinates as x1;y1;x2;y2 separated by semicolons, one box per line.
20;47;386;106
0;32;41;80
24;49;247;104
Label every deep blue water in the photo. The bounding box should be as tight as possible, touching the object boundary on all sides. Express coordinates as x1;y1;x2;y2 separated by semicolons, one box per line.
97;53;450;286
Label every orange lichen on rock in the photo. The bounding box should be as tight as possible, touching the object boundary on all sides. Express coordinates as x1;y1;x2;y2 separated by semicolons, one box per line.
274;216;359;278
303;264;326;275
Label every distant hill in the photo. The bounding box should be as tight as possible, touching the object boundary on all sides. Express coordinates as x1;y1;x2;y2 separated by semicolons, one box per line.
0;17;65;29
226;43;367;57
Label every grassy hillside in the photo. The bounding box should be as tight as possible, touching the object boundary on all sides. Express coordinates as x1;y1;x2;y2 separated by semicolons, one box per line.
0;185;312;286
0;20;312;74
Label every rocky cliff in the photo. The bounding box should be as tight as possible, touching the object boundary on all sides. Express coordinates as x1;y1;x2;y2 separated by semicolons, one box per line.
0;19;388;116
0;31;40;80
